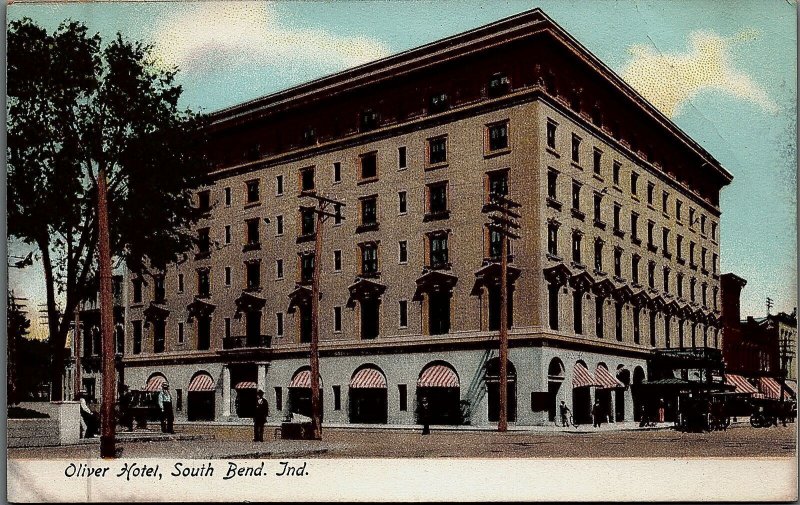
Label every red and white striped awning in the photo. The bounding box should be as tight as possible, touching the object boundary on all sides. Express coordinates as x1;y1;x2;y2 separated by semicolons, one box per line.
350;368;387;389
289;370;312;388
188;374;215;392
144;375;167;392
595;366;624;389
234;381;257;390
759;377;791;400
572;363;599;388
417;365;460;388
784;380;797;397
725;374;758;395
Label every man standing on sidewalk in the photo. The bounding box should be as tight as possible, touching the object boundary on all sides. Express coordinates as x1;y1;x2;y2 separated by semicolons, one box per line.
420;397;430;435
559;401;571;427
158;382;175;434
253;389;269;442
592;400;603;428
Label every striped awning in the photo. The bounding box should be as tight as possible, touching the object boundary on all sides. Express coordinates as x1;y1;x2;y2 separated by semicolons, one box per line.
595;366;624;389
725;374;758;395
234;381;257;390
350;368;387;389
759;377;792;400
417;365;459;388
784;380;797;397
188;374;215;392
289;370;312;388
572;363;599;388
144;375;167;392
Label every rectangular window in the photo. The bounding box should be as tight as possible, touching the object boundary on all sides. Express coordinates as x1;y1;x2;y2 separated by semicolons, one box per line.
572;181;581;210
593;148;602;174
334;203;343;225
176;389;183;412
488;72;510;97
488;122;509;151
333;386;341;411
546;119;557;149
594;239;603;273
276;259;284;279
427;182;448;216
614;247;622;278
178;322;184;344
595;297;604;338
276;312;284;336
631;172;639;195
711;222;718;241
676;200;683;221
613;204;621;232
631;212;639;241
573;291;583;335
632;255;640;284
334;250;342;272
677;274;684;299
648;261;655;289
615;302;623;341
429;233;449;268
153;321;166;353
361;243;379;275
225;225;232;244
689;208;696;230
593;193;602;223
197;228;211;255
360;197;378;226
647;221;655;249
360;152;378;179
246;179;260;203
399;241;408;264
572;231;582;264
662;228;670;255
177;274;184;293
246;261;261;290
700;214;707;234
547;169;558;199
225;267;231;286
488;170;509;202
571;134;581;163
612;161;621;186
275;387;283;411
300;254;315;284
548;223;559;256
300;207;316;236
276;175;284;196
224;317;231;339
224;187;232;206
197;269;210;297
548;284;559;331
647;182;654;206
398;146;407;169
712;253;718;275
360;109;378;132
398;191;407;214
662;191;669;214
429;136;447;164
701;247;708;270
132;320;143;354
246;218;260;246
663;267;670;293
333;162;342;183
690;241;696;266
429;92;449;113
334;306;342;333
398;384;408;411
198;190;210;211
300;167;315;192
633;308;641;344
677;235;684;260
276;215;284;235
399;300;408;328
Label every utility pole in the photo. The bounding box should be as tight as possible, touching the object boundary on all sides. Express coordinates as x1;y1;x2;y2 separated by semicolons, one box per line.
483;193;521;432
303;193;345;440
96;165;116;459
73;307;82;400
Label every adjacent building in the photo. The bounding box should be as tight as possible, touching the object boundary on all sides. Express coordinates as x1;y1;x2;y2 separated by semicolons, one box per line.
120;9;732;426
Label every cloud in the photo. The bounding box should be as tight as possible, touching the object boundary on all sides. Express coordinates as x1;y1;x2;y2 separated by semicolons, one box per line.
621;29;778;118
152;2;390;76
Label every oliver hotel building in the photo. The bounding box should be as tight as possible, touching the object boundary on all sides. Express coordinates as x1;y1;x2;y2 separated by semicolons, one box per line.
122;9;731;426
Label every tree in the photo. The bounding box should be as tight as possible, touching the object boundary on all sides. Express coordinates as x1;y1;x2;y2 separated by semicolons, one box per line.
7;291;31;405
7;19;208;401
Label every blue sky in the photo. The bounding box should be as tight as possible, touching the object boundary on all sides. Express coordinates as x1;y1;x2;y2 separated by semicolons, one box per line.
7;1;797;337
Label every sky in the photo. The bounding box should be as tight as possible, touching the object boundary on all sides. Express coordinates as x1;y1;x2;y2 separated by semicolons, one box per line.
6;0;797;339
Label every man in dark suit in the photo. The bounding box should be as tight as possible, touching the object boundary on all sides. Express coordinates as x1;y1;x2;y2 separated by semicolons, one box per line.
253;389;269;442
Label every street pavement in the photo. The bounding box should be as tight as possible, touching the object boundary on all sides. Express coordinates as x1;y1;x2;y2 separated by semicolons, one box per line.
7;422;796;460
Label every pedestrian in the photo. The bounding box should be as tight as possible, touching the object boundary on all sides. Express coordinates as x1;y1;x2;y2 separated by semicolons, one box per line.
657;398;666;423
253;389;269;442
118;385;134;432
77;390;97;438
592;400;603;428
158;382;175;434
559;400;571;427
420;397;430;435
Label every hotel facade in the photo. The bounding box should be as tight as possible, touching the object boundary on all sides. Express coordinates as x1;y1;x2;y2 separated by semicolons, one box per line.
119;9;732;426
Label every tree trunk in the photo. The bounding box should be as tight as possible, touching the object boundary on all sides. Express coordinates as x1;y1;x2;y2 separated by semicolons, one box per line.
39;237;66;402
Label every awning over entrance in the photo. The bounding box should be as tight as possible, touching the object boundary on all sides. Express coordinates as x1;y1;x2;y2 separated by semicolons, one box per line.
725;374;758;395
188;374;215;392
595;366;624;389
234;381;257;390
572;363;599;388
413;270;458;301
418;364;459;388
289;370;312;388
759;377;792;400
350;368;387;389
784;379;798;397
144;375;167;392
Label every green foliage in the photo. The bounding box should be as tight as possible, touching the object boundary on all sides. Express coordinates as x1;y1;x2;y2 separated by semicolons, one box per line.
7;18;208;399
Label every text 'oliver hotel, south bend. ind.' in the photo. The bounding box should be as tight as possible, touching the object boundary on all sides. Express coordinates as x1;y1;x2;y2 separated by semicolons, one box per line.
121;8;731;427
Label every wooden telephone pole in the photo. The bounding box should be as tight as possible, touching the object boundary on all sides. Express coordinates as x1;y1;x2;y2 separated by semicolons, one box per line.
303;193;345;440
483;193;521;432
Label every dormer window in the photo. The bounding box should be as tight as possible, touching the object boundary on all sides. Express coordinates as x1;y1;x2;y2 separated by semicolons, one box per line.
302;127;316;146
488;72;510;97
429;92;449;114
360;109;378;132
